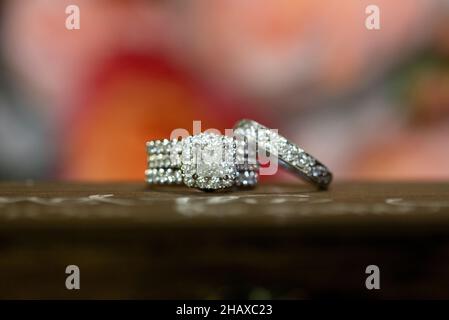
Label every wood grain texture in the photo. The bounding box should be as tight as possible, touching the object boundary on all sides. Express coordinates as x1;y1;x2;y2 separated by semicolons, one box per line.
0;182;448;299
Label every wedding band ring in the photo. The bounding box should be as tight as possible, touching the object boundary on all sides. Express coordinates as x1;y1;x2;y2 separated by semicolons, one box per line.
234;119;332;189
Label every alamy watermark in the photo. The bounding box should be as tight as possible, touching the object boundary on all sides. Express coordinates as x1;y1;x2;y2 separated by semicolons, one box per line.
167;121;279;176
365;5;381;30
65;265;80;290
365;265;380;290
65;5;80;30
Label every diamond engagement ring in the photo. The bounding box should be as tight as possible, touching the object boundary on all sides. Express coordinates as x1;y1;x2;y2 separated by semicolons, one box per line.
234;119;332;189
145;133;258;191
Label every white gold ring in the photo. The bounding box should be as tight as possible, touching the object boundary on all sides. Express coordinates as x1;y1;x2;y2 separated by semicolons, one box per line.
234;119;332;189
145;132;258;191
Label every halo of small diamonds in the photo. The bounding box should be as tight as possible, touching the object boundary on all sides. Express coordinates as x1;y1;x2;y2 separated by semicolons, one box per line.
145;134;258;190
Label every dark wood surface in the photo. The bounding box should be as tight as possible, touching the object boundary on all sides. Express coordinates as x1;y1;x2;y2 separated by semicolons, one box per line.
0;181;448;299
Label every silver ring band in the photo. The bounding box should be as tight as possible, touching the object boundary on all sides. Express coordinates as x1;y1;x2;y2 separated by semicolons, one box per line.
234;119;332;189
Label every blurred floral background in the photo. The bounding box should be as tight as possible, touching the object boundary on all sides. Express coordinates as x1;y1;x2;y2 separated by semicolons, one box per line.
0;0;448;182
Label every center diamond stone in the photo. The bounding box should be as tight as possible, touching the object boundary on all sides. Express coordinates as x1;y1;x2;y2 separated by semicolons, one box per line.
181;133;236;190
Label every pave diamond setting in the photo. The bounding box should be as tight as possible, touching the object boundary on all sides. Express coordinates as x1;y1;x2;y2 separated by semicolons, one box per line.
233;119;332;189
146;134;257;189
181;133;237;190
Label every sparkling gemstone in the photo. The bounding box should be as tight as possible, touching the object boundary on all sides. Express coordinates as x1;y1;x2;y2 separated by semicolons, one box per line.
181;133;236;190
